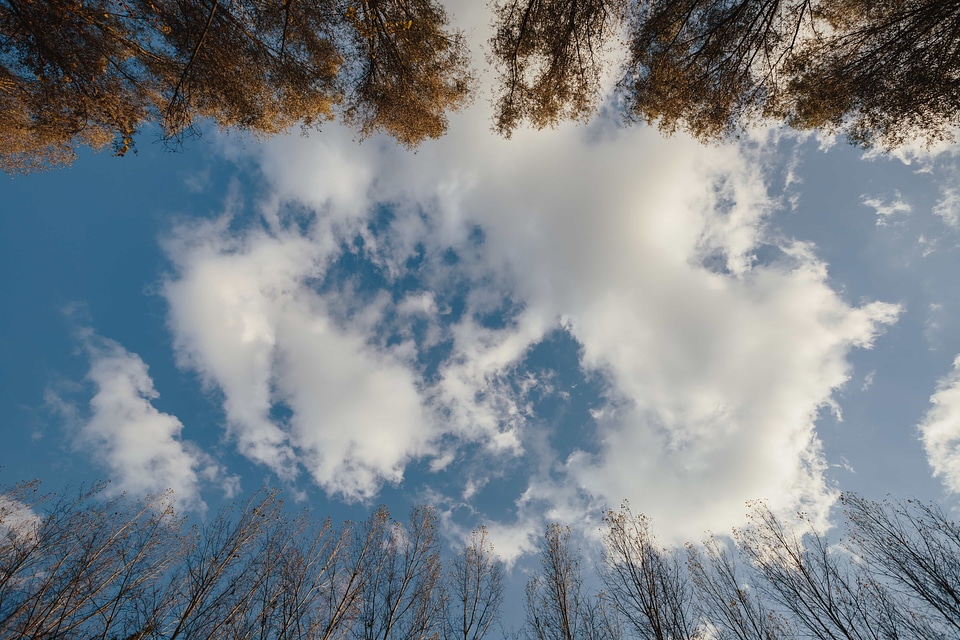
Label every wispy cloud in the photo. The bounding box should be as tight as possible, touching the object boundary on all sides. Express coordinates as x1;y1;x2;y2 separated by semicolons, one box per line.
862;192;912;226
933;184;960;228
926;303;946;350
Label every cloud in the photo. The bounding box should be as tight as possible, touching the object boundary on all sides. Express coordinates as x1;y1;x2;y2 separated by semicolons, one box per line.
162;221;317;479
162;220;434;501
919;355;960;494
926;303;946;350
0;495;41;543
567;273;900;538
933;184;960;228
144;64;905;550
862;192;912;226
76;331;225;511
859;136;960;232
231;115;900;542
276;299;433;498
861;131;960;168
482;513;543;568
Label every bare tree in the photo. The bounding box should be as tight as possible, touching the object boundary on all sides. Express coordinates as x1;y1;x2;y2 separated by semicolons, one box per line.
353;504;445;640
0;482;182;639
601;504;701;640
446;526;505;640
737;500;917;640
583;590;623;640
840;493;960;637
686;536;793;640
0;481;473;640
525;523;619;640
158;488;289;640
218;508;361;640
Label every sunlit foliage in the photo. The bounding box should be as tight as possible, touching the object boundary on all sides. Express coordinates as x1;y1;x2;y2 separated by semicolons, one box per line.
490;0;960;149
0;0;472;173
490;0;627;137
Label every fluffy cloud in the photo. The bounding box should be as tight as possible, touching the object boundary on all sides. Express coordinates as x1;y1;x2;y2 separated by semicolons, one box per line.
239;116;901;541
78;332;223;511
162;220;434;501
919;355;960;494
154;75;907;547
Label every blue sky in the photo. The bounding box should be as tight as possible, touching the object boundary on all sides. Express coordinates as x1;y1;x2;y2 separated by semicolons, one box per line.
6;3;960;630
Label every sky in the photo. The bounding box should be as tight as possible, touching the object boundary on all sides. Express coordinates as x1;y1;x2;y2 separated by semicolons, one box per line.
5;1;960;630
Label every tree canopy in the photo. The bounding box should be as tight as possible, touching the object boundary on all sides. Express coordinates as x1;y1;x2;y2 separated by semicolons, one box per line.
0;482;505;640
523;495;960;640
490;0;960;149
6;0;960;172
0;0;473;173
6;480;960;639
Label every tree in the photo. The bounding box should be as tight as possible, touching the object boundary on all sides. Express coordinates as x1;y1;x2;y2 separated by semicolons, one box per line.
598;497;960;640
489;0;627;136
445;526;504;640
352;504;445;640
0;482;452;640
0;482;182;639
341;0;473;147
618;0;811;141
782;0;960;148
489;0;960;149
159;488;287;640
525;523;621;640
0;0;472;173
736;501;901;640
686;536;793;640
695;498;957;640
601;504;701;640
840;493;960;636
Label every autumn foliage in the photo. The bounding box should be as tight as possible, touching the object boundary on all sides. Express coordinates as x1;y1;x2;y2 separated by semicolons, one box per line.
491;0;960;149
0;0;473;173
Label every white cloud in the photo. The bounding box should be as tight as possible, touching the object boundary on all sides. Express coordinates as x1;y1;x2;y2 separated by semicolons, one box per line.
276;299;432;499
130;36;906;546
862;192;912;226
933;184;960;228
162;220;317;478
162;220;435;501
0;495;41;543
482;514;542;568
78;332;224;511
861;131;960;168
919;355;960;494
859;137;960;233
230;113;901;542
926;303;946;350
